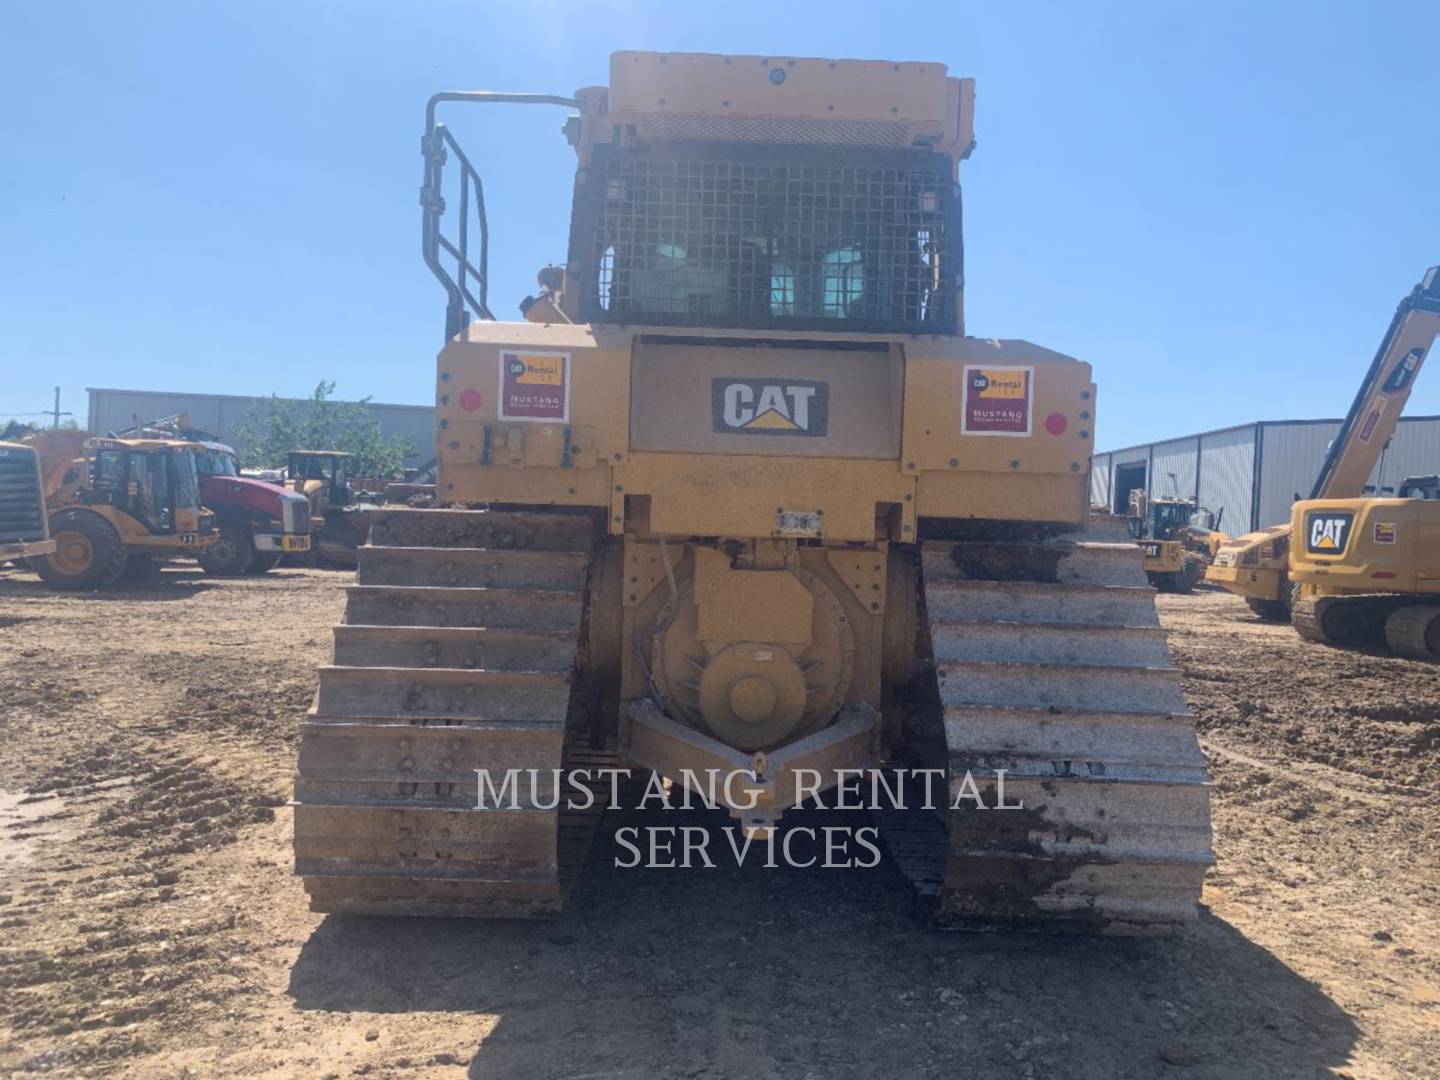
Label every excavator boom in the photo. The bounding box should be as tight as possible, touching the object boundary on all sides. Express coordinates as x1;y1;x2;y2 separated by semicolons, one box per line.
1309;268;1440;500
1210;267;1440;617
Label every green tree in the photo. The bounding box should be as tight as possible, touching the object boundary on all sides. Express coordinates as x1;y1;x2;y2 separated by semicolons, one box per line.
235;381;412;479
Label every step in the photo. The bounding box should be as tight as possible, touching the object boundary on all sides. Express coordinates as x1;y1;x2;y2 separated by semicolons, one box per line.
294;801;560;879
922;540;1147;588
929;620;1172;668
301;874;564;918
295;719;566;806
365;507;595;553
944;774;1213;865
932;856;1210;934
332;625;576;672
356;545;591;590
344;585;583;632
924;579;1160;627
936;659;1186;715
941;706;1207;782
313;665;572;723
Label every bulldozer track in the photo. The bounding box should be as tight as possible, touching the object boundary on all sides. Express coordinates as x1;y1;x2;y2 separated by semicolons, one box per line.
881;523;1213;935
292;507;611;917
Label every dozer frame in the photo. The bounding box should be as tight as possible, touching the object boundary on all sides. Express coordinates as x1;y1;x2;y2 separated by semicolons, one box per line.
293;51;1212;934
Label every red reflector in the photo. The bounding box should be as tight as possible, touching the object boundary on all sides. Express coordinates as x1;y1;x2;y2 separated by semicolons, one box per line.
459;388;483;412
1371;571;1397;579
1044;412;1068;435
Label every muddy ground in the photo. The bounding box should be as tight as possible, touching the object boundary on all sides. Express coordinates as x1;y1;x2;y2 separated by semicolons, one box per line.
0;568;1435;1079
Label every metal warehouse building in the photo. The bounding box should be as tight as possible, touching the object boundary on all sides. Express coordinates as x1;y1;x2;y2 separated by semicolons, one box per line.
1093;415;1440;534
86;387;435;467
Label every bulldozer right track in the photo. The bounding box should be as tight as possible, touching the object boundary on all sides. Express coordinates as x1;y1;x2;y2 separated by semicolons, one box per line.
292;507;609;917
882;520;1214;935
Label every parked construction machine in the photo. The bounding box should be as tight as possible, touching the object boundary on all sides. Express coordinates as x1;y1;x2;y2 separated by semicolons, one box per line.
1287;472;1440;658
288;450;370;565
0;440;57;563
1127;491;1224;592
27;431;216;589
115;416;313;574
292;52;1212;934
1210;268;1440;620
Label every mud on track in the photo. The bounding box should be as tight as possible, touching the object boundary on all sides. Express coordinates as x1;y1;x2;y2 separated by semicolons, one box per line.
0;568;1435;1078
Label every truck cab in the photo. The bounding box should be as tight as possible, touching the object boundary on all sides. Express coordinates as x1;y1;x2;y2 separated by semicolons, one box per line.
192;442;312;574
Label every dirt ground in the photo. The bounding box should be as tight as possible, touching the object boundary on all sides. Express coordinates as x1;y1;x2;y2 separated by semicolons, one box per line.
0;567;1436;1079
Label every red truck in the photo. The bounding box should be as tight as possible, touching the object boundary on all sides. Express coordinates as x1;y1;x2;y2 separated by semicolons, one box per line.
190;441;312;574
114;417;312;575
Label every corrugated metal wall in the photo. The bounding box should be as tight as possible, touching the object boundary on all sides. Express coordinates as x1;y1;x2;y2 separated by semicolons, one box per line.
87;388;435;467
1255;422;1339;528
1149;438;1200;501
1257;417;1440;528
1101;417;1439;535
1090;453;1112;508
1197;426;1257;532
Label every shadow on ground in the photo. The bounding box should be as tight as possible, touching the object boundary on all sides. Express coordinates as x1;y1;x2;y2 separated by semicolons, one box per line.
290;809;1356;1080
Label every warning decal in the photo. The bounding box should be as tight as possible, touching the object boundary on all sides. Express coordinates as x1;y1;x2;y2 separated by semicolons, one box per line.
962;365;1033;436
1373;522;1397;545
499;351;570;422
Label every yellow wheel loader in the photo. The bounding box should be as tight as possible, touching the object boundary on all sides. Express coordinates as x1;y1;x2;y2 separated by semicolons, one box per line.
292;52;1213;934
1288;473;1440;659
28;431;217;589
1126;490;1225;593
1210;267;1440;620
0;440;57;563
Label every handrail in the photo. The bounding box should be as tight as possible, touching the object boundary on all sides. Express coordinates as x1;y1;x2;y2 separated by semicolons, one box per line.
420;91;580;342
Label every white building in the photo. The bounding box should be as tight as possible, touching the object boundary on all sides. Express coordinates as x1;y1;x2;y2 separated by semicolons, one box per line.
1093;416;1440;534
86;387;435;467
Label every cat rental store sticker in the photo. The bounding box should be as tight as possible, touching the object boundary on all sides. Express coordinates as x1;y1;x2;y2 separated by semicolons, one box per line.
962;365;1033;436
500;351;570;421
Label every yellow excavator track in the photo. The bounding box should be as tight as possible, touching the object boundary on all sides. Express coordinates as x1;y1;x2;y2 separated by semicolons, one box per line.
883;518;1214;935
292;507;609;917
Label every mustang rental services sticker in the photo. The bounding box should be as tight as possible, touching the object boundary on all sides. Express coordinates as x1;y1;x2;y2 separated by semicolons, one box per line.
499;351;570;422
962;365;1033;436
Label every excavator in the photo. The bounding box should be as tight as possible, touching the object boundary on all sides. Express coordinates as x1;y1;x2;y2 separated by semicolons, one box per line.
291;52;1213;935
0;440;57;563
1210;268;1440;620
1288;467;1439;657
26;430;217;589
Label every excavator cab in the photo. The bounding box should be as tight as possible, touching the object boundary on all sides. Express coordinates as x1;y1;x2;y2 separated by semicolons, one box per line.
1397;474;1438;500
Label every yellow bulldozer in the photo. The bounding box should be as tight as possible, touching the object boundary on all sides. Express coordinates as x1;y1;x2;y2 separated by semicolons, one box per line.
0;440;57;563
27;430;217;589
292;52;1213;934
1210;267;1440;620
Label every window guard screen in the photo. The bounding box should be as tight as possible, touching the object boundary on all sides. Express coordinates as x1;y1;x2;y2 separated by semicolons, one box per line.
573;143;958;334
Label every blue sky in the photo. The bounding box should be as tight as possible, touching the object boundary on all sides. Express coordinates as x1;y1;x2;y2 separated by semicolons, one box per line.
2;1;1437;450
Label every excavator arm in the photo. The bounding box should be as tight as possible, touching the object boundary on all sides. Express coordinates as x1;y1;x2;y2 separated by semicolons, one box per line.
1211;267;1440;616
1309;267;1440;501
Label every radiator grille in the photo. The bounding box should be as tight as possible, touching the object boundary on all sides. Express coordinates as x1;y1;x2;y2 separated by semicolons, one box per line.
575;145;957;334
0;447;47;545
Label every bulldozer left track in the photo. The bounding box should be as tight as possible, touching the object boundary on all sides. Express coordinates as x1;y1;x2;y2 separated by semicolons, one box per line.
292;507;610;917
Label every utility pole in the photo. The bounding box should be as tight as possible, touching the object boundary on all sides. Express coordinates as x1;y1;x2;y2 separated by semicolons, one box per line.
52;387;62;428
